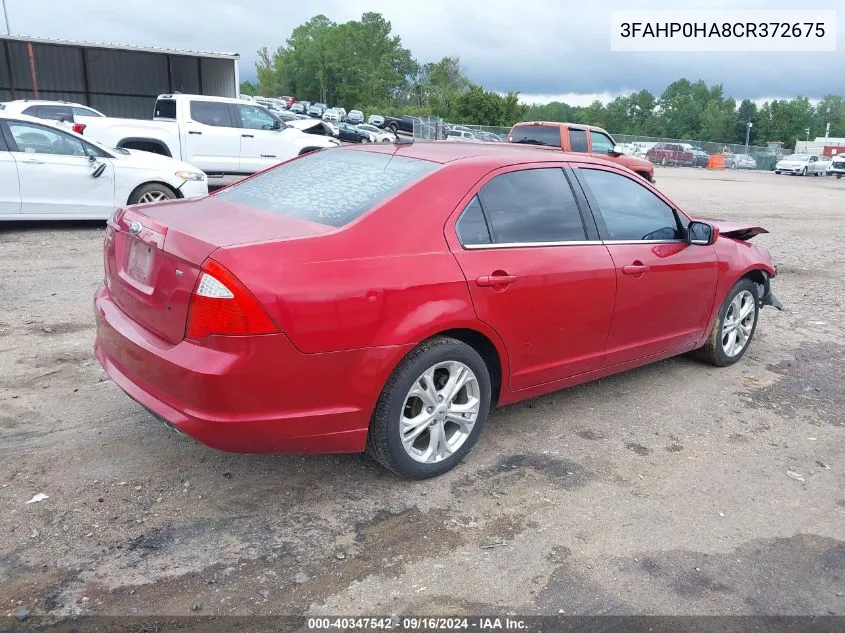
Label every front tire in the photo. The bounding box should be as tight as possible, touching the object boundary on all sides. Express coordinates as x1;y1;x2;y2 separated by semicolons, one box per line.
127;183;176;205
367;336;492;479
801;167;808;176
695;278;760;367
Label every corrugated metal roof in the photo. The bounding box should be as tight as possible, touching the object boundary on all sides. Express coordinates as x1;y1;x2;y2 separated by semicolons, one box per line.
0;34;239;59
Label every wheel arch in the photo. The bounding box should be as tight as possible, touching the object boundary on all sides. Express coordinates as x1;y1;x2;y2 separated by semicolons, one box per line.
117;138;173;157
127;181;182;205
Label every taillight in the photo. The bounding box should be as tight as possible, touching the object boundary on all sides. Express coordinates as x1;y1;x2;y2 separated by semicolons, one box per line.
185;259;278;341
73;123;86;134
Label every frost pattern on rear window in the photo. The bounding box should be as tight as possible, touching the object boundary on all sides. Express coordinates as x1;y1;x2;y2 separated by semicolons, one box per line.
215;150;437;228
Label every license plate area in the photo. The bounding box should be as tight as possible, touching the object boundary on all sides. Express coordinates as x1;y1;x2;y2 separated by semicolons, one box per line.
126;239;154;284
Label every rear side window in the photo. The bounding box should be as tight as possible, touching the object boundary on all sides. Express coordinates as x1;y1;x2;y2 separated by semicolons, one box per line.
72;106;102;117
508;125;561;147
477;168;586;244
190;101;234;127
214;150;437;228
154;99;177;119
569;129;588;152
456;197;491;246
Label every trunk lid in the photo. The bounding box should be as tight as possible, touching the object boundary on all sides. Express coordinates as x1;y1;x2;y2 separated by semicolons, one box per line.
104;196;332;344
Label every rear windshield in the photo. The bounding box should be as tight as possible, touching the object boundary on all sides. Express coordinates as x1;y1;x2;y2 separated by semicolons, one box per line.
508;125;561;147
154;99;177;119
214;150;437;228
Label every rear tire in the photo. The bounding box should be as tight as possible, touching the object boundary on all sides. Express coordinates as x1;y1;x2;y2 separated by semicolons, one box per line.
127;183;177;205
694;278;759;367
367;336;492;479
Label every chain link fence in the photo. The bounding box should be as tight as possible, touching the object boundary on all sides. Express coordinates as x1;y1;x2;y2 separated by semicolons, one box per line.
412;117;511;142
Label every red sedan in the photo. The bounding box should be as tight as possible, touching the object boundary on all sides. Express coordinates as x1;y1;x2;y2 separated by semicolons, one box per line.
94;142;782;479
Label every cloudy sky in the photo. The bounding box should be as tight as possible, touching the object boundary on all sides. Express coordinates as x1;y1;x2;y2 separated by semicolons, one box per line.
3;0;842;104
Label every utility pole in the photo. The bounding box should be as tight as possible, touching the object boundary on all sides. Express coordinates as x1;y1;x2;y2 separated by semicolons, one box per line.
825;122;831;138
744;121;753;155
2;0;10;35
805;127;811;142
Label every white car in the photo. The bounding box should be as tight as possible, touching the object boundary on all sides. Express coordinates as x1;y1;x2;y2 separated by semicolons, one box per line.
356;124;394;142
775;153;831;176
322;109;341;123
445;129;478;142
830;154;845;179
1;99;106;133
0;112;207;221
367;114;385;127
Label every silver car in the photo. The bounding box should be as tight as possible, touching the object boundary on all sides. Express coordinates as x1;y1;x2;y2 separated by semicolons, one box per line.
775;153;830;176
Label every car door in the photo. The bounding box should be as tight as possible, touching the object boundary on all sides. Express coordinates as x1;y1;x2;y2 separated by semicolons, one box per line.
448;165;617;390
573;166;719;366
0;132;22;216
2;119;115;217
183;100;241;174
587;129;616;159
235;103;289;172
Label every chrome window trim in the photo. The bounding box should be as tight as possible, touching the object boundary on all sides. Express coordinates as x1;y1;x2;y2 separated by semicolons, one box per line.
462;238;687;250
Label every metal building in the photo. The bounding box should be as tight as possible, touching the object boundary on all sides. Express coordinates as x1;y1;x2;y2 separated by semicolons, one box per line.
0;35;239;119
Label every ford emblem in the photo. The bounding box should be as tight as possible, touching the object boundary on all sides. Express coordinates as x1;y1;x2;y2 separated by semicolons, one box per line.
128;221;143;235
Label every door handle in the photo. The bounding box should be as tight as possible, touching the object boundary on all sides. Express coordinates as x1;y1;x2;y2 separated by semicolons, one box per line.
188;131;202;135
476;273;517;287
20;158;44;164
622;261;650;275
241;134;254;138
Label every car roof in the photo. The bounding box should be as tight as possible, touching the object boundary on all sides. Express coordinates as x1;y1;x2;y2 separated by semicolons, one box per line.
342;140;626;170
2;99;92;109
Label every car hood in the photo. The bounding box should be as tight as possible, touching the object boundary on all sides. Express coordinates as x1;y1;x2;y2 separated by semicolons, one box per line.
111;148;200;174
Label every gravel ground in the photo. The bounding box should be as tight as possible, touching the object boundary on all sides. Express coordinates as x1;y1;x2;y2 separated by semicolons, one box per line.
0;167;843;620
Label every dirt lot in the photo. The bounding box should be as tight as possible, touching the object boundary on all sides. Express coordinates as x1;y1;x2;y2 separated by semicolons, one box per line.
1;168;843;620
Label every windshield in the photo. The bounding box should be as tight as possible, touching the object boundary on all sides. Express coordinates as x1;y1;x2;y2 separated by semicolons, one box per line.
508;125;561;147
784;154;809;160
214;150;438;228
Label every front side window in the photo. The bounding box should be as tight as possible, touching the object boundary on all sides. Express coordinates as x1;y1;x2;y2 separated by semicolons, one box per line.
190;101;234;127
568;129;588;152
7;121;87;156
590;131;615;154
579;168;681;241
214;150;437;228
237;105;279;130
476;168;586;244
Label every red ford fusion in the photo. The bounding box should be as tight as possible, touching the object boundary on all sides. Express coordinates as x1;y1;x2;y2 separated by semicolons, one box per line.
94;142;782;479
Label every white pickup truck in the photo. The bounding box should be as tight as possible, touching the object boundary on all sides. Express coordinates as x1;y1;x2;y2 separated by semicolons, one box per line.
78;94;339;185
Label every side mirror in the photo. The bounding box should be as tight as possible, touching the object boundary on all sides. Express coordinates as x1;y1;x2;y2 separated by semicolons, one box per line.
612;144;625;155
270;119;282;130
688;220;718;246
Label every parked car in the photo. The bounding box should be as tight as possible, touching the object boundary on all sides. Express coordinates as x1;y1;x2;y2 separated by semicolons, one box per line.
830;153;845;179
479;132;503;142
289;103;306;115
445;129;478;142
508;122;655;182
382;114;421;135
645;142;695;167
334;108;347;122
0;112;207;220
1;99;106;134
346;110;364;125
278;96;295;108
367;114;385;127
308;103;327;118
685;144;710;167
774;153;829;176
94;142;780;479
357;124;394;142
732;153;758;170
322;109;341;124
336;122;372;143
75;94;338;186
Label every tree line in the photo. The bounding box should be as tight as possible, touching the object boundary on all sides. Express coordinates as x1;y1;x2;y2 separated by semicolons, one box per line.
241;12;845;148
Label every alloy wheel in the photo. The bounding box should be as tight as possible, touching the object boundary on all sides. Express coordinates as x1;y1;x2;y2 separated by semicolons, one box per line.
399;361;480;464
137;190;170;204
721;290;756;357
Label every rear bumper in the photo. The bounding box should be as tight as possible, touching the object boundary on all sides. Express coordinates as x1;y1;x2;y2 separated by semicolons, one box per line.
93;284;410;454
